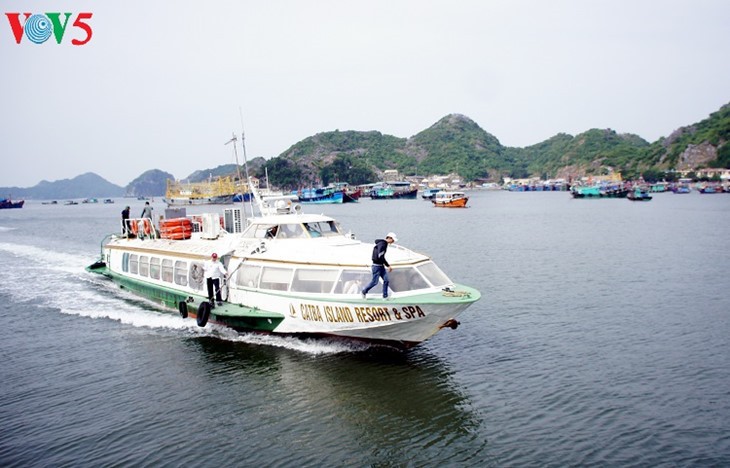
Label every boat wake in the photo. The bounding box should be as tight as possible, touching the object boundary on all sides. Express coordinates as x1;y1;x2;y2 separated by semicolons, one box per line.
0;241;372;355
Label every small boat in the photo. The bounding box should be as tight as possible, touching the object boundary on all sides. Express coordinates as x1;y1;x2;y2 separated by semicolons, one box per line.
86;180;480;349
421;188;442;200
431;191;469;208
571;184;628;198
42;200;58;205
0;197;24;209
104;199;115;204
369;182;418;200
64;200;79;205
627;187;653;201
698;184;721;194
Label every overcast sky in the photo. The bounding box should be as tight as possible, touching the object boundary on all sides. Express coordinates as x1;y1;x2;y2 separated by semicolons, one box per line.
2;0;729;188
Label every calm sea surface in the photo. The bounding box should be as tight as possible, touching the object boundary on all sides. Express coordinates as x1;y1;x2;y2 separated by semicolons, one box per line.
1;191;729;467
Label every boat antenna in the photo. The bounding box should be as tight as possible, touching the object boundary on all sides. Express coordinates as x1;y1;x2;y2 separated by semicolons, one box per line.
224;134;249;218
238;107;258;216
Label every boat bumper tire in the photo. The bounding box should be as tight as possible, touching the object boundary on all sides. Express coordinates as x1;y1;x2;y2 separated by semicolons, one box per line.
197;302;211;327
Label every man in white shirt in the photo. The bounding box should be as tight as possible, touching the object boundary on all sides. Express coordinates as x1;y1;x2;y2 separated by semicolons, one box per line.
204;252;227;306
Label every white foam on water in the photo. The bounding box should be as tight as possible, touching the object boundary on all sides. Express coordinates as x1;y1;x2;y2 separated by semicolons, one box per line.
0;241;370;355
0;226;17;233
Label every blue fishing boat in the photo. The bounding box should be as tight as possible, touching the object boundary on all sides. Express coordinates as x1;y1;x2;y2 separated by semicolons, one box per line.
294;186;344;204
0;197;24;209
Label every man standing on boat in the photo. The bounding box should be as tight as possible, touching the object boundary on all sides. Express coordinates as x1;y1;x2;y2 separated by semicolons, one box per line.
121;206;131;237
204;253;227;306
361;232;397;299
140;201;153;220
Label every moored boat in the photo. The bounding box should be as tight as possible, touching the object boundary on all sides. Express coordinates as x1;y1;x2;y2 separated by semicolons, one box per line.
369;182;418;200
627;186;653;201
571;184;628;198
86;182;480;349
431;191;469;208
293;186;344;204
421;188;442;200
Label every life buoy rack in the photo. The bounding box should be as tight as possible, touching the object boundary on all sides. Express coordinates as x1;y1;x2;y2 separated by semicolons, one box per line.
142;218;152;236
160;217;193;240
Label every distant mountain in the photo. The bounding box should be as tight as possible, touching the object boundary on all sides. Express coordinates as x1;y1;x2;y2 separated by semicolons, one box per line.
125;169;174;197
0;172;125;200
257;102;729;183
5;103;728;197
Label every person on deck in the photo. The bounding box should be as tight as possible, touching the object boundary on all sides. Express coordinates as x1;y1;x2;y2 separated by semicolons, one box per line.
140;201;153;219
121;206;131;236
204;253;227;307
361;232;397;299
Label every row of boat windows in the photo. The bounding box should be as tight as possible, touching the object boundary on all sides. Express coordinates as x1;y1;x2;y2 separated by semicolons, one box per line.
242;221;340;239
121;253;451;294
234;261;451;294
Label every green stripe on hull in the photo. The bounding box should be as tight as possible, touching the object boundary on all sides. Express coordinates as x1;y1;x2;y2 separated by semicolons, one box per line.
86;264;284;332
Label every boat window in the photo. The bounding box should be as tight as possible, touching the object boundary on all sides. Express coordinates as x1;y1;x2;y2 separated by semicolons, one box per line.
161;259;173;282
149;257;160;280
243;224;278;239
189;262;204;290
139;256;149;277
388;267;430;292
259;266;293;291
333;270;373;294
291;269;339;293
416;262;451;287
122;252;129;272
174;260;187;286
236;264;261;288
277;223;306;239
304;221;340;238
129;254;138;274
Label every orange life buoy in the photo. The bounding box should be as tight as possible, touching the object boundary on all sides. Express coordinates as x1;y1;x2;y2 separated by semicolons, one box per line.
130;220;139;236
143;218;152;235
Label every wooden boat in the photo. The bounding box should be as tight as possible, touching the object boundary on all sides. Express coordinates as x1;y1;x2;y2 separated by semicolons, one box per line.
369;182;418;200
421;188;442;200
571;184;628;198
294;186;344;204
431;191;469;208
627;187;653;201
86;180;480;349
0;197;24;209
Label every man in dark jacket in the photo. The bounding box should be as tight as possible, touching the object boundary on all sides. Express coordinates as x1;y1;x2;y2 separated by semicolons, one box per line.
361;232;397;299
121;206;131;236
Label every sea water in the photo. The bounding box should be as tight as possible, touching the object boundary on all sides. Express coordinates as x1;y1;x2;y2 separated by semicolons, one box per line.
0;191;728;467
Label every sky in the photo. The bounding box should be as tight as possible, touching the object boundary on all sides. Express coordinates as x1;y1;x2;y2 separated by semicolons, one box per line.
2;0;729;188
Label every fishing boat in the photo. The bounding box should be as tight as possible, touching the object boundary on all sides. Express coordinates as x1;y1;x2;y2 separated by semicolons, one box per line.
570;184;628;198
431;191;469;208
627;186;653;201
86;180;480;349
333;182;361;203
421;188;442;200
369;182;418;200
0;197;24;209
293;186;344;204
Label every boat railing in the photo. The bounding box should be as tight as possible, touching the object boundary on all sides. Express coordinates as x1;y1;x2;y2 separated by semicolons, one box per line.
122;217;158;240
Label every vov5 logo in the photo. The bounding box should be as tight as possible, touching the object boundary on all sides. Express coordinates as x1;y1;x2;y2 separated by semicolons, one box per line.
5;12;93;45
